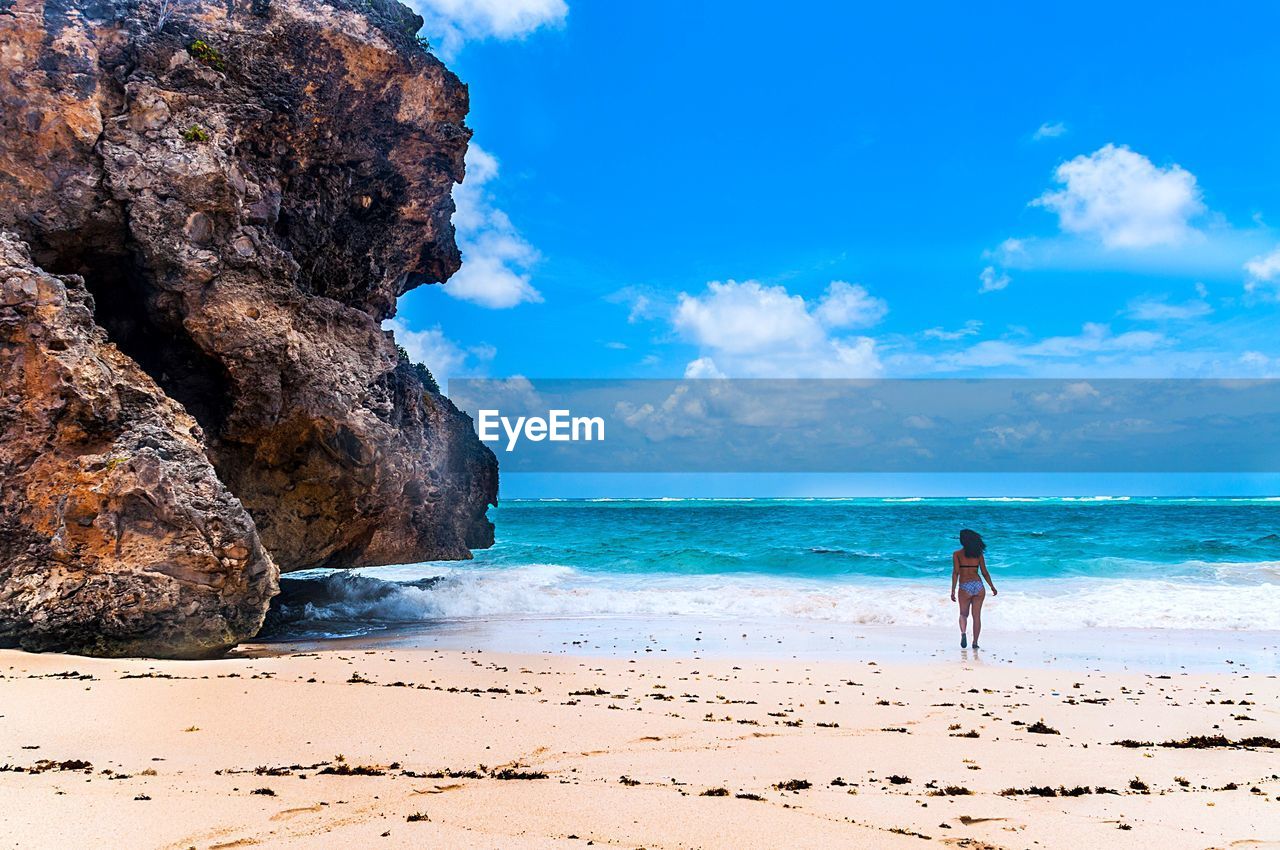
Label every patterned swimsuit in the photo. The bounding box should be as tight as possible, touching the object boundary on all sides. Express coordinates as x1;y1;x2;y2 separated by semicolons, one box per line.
958;558;984;595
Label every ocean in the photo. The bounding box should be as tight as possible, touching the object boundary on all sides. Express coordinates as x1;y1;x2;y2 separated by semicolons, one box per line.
263;497;1280;641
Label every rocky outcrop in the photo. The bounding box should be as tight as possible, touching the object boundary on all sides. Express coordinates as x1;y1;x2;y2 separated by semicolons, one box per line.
0;0;498;656
0;232;276;657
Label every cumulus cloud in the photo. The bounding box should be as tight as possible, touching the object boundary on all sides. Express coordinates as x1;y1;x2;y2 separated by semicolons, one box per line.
1033;144;1205;248
978;265;1010;293
683;357;726;379
1244;245;1280;294
411;0;567;58
672;279;885;378
446;144;543;309
813;281;888;328
1032;121;1067;140
384;318;495;388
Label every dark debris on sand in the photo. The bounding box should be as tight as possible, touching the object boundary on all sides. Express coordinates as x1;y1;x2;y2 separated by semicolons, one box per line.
0;759;92;774
1112;735;1280;749
774;779;812;791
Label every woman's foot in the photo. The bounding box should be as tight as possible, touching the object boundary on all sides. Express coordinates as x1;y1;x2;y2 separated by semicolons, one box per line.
960;633;967;648
972;643;980;650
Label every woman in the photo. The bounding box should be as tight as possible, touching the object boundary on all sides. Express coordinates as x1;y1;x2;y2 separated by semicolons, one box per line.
950;529;997;649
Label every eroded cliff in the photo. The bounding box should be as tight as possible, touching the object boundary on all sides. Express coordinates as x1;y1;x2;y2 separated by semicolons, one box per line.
0;0;498;656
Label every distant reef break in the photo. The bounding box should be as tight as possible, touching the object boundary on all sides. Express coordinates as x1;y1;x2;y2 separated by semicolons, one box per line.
0;0;498;658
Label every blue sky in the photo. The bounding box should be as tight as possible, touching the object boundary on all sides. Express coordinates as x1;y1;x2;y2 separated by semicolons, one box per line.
395;1;1280;386
395;1;1280;495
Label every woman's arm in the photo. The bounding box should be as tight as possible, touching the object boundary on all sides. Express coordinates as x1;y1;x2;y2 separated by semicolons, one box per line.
950;552;959;601
979;555;997;595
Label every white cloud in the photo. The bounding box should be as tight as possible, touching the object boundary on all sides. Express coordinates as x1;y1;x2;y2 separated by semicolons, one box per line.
903;323;1167;373
1033;121;1067;140
411;0;567;58
446;144;543;309
977;420;1051;450
683;357;726;379
998;237;1025;256
1126;295;1212;321
813;281;888;328
1244;245;1280;293
605;287;666;323
625;293;655;323
384;318;494;388
1239;351;1280;376
923;320;982;341
675;280;819;355
672;279;884;378
1033;144;1205;248
978;265;1010;293
1029;381;1102;413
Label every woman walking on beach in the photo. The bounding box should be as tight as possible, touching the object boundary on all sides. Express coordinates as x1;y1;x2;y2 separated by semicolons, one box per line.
951;529;997;648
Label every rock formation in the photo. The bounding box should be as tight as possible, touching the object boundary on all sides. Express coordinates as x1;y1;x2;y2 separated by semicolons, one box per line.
0;0;498;657
0;232;277;657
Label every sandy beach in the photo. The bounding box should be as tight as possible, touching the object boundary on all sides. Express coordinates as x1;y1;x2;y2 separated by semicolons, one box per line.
3;627;1279;849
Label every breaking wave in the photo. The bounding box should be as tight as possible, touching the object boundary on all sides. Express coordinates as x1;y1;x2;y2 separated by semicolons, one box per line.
261;562;1280;640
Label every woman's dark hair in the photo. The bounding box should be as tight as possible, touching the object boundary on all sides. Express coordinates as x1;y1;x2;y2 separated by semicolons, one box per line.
959;529;986;559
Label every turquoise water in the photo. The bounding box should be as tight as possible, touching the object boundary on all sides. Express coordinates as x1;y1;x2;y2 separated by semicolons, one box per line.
270;497;1280;637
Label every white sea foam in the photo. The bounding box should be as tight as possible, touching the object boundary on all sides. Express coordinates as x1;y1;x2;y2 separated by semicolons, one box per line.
1207;560;1280;583
285;564;1280;633
966;497;1044;502
1062;495;1131;502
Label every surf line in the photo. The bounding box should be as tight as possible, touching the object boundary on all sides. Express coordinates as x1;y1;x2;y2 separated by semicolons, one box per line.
477;409;605;452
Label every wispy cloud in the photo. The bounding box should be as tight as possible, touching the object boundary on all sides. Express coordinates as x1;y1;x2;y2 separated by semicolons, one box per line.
1125;294;1212;321
383;318;495;388
446;144;544;309
410;0;568;58
1244;245;1280;296
923;320;982;341
888;323;1172;376
1032;121;1067;140
978;265;1010;293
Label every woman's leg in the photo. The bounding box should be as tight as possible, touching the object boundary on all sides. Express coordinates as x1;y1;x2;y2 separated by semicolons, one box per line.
957;590;971;638
970;593;985;646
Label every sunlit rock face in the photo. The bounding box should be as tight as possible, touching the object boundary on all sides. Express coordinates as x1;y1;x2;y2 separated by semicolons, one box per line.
0;0;497;657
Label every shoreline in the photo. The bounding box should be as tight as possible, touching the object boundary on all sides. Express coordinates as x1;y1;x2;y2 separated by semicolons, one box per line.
2;643;1278;849
251;615;1280;675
